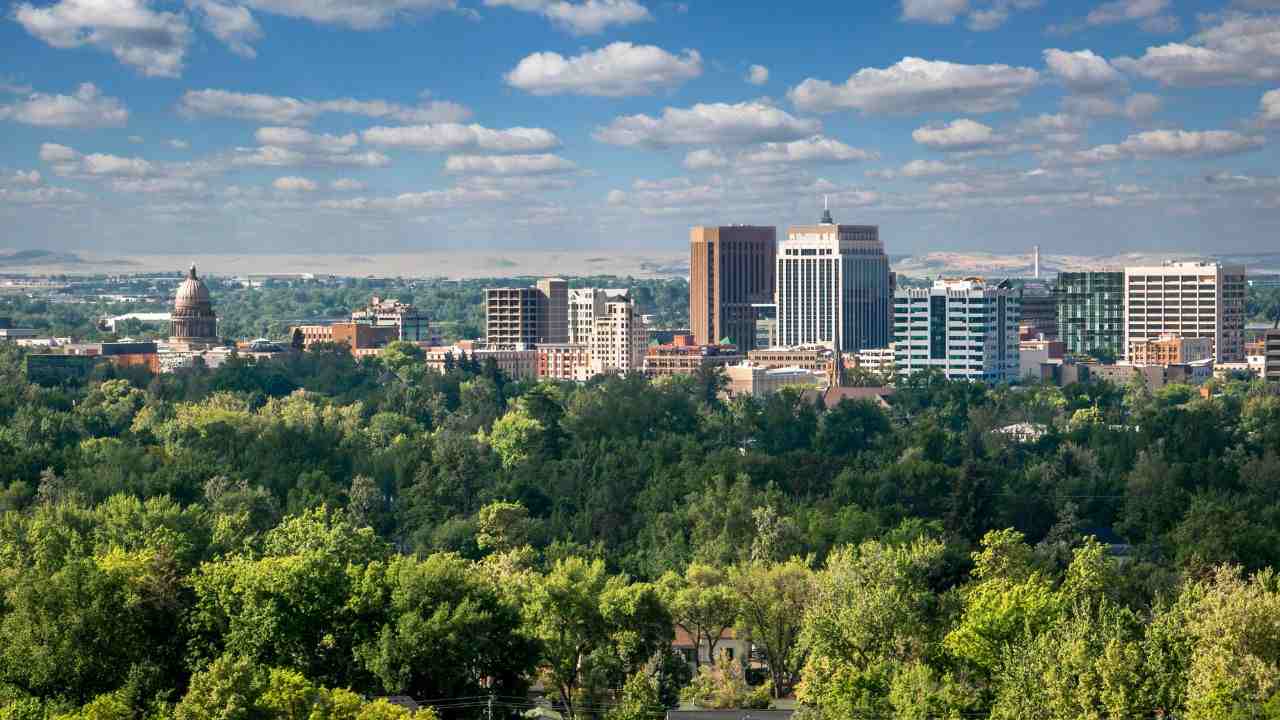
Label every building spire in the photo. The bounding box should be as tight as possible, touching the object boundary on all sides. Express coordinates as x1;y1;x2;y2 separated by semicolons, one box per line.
188;263;197;280
821;195;834;224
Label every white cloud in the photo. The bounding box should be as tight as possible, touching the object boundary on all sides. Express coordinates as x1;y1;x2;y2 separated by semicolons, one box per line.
912;118;1002;150
178;89;471;125
1124;92;1163;120
1086;0;1176;30
1049;129;1264;164
867;159;967;179
111;177;207;194
273;176;318;192
238;0;455;30
83;153;155;177
1043;49;1125;93
1261;89;1280;124
444;153;577;175
14;0;191;77
505;43;701;97
232;145;391;168
901;0;968;24
484;0;650;35
188;0;262;57
593;101;820;147
39;143;78;163
737;136;879;165
5;170;43;185
255;127;360;153
683;149;728;170
362;123;560;152
320;186;506;212
0;186;86;206
0;83;128;128
168;139;191;149
1060;92;1162;120
331;178;366;191
1114;15;1280;86
788;57;1039;115
1120;129;1264;157
747;65;769;86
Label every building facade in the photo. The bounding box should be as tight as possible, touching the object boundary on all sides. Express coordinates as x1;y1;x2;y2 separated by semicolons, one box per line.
643;334;744;378
1124;261;1246;363
775;212;891;353
1127;334;1213;366
1266;329;1280;383
352;296;431;342
169;265;220;350
1056;271;1124;359
569;288;629;346
894;279;1021;383
536;278;569;344
486;280;570;347
723;364;826;398
1019;282;1058;340
590;298;647;375
689;225;776;351
536;343;592;382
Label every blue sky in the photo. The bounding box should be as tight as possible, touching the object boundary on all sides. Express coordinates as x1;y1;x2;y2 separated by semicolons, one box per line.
1;0;1278;257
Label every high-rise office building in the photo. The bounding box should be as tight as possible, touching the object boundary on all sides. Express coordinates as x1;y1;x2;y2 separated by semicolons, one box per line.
569;287;629;346
1265;328;1280;383
591;297;647;375
1019;282;1058;340
894;279;1020;383
1124;261;1246;362
689;226;776;350
775;208;891;352
485;279;570;348
536;278;568;344
1056;271;1124;359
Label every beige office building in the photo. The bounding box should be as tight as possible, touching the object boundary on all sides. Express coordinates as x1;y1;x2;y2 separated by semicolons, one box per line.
1124;261;1246;363
591;297;647;375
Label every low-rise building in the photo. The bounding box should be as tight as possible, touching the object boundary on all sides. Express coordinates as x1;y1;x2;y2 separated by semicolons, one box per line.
421;343;538;381
100;341;160;373
291;322;397;357
537;343;592;382
723;363;827;398
746;345;837;384
854;346;896;377
1020;339;1065;379
352;295;433;342
672;627;753;670
0;327;39;340
1127;334;1213;366
644;334;743;378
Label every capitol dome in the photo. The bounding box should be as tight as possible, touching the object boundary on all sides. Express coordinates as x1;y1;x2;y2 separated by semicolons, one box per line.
169;264;219;348
174;265;212;310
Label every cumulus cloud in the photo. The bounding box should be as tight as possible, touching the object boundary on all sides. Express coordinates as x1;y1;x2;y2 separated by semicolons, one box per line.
683;149;728;170
1113;14;1280;86
273;176;318;192
736;136;879;165
1050;129;1264;164
443;153;577;175
232;145;391;168
39;143;78;163
868;159;968;179
912;119;1002;150
593;101;820;147
188;0;262;57
900;0;1042;31
14;0;191;77
1044;49;1125;93
1086;0;1178;32
37;143;159;177
362;123;560;152
788;57;1039;115
1061;92;1163;120
111;177;207;194
505;43;701;97
484;0;650;35
0;83;128;128
331;178;366;191
0;186;86;206
168;139;191;149
178;89;471;125
239;0;455;30
320;186;506;212
901;0;968;24
1262;89;1280;124
5;170;43;185
746;65;769;85
255;127;360;153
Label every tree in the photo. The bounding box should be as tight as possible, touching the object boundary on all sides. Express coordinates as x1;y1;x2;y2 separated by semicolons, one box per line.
680;653;771;710
730;558;814;698
607;672;665;720
659;564;740;669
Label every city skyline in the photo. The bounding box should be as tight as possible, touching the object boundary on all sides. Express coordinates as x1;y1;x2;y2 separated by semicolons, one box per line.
2;0;1279;256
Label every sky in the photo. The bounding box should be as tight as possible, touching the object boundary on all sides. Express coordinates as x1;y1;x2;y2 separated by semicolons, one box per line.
1;0;1279;258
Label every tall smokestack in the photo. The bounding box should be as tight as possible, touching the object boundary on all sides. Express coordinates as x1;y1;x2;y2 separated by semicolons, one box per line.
1033;245;1040;279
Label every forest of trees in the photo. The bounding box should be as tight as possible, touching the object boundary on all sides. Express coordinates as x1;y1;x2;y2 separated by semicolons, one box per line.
2;340;1280;719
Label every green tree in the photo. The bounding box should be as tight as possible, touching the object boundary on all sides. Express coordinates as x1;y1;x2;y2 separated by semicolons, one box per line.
730;558;814;698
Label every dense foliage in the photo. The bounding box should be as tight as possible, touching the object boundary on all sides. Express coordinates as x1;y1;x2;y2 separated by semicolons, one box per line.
2;340;1280;719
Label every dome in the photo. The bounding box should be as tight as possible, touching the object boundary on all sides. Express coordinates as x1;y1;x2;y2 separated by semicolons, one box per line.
174;264;212;310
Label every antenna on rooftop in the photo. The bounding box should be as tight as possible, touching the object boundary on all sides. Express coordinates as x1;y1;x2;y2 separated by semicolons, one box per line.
821;195;834;224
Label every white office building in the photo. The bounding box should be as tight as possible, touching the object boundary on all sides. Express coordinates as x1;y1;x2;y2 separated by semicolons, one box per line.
569;288;630;346
1123;261;1246;363
775;207;892;353
590;297;647;375
894;279;1021;383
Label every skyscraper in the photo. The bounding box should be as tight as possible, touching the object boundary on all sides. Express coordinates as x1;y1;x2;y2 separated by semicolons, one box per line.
591;296;647;375
536;278;568;344
689;225;776;350
775;207;890;352
893;279;1020;383
484;278;570;347
1124;261;1246;362
1056;271;1124;359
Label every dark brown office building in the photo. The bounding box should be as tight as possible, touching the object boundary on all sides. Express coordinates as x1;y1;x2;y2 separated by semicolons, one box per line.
690;225;776;350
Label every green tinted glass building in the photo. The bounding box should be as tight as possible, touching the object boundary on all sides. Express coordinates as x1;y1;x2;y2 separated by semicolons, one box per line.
1056;271;1124;359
